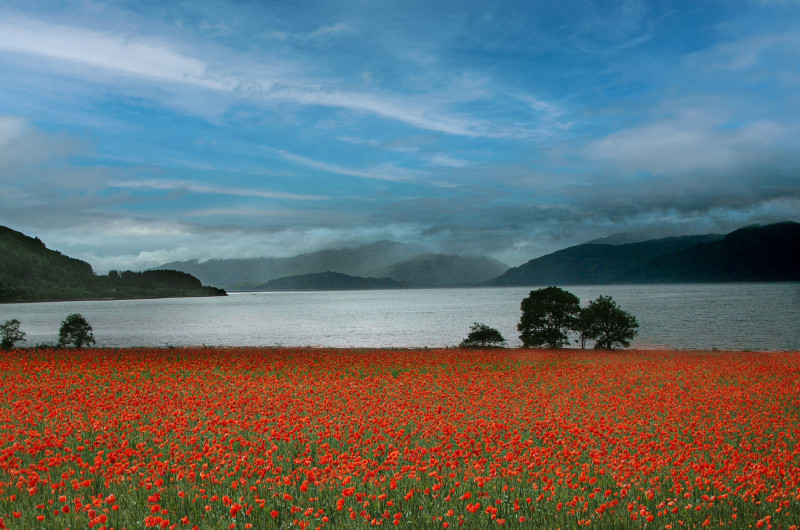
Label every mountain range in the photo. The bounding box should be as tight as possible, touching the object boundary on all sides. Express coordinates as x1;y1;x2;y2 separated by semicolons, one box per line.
2;221;797;302
157;222;799;290
158;241;509;290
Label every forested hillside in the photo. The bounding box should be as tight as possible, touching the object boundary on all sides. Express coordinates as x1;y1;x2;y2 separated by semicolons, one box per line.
0;226;226;302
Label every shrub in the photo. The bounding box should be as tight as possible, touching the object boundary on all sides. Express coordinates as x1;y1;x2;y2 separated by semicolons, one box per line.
57;313;96;349
1;319;26;349
459;322;506;348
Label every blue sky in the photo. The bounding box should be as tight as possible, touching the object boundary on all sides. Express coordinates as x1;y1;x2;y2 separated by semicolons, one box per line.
1;0;799;271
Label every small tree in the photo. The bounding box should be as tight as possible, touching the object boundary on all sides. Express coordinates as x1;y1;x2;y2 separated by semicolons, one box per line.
518;286;580;348
57;313;95;349
578;295;639;349
1;319;26;349
459;322;506;348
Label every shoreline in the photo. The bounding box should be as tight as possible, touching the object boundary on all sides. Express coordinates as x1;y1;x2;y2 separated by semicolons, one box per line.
4;345;798;354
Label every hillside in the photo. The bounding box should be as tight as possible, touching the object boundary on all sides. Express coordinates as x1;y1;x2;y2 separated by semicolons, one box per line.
638;222;800;282
253;271;406;291
489;221;799;286
0;226;226;302
158;242;509;290
489;234;723;286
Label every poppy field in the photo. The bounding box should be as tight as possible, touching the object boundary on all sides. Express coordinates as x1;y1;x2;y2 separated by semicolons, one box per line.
1;347;799;529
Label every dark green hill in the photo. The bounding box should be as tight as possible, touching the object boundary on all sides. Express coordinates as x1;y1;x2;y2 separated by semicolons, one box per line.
0;225;226;302
488;234;723;286
638;222;800;282
253;271;406;291
488;221;800;286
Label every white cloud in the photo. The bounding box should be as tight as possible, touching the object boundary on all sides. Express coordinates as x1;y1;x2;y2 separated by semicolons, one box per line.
0;115;84;175
0;115;28;146
268;85;499;137
0;17;235;91
567;0;653;55
430;155;472;168
582;112;792;175
39;218;432;272
310;22;353;38
107;178;330;201
686;32;800;72
272;149;422;183
0;15;523;138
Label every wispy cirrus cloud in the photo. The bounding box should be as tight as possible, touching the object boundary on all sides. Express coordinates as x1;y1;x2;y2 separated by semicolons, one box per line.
2;1;799;271
0;15;529;138
271;149;423;183
107;178;330;201
0;17;235;91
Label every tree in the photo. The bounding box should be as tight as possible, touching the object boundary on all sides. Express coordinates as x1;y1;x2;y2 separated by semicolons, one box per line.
57;313;95;349
576;309;594;349
1;319;26;349
578;295;639;349
459;322;506;348
518;286;580;348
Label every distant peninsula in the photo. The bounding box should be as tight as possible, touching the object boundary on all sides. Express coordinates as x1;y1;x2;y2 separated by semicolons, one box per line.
0;225;226;303
253;271;406;291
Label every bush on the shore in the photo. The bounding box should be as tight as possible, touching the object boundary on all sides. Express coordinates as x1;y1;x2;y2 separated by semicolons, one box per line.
57;313;95;349
459;322;506;348
1;319;26;349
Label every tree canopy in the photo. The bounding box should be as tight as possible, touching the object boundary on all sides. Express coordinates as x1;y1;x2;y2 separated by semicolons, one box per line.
517;288;639;349
459;322;506;348
57;313;96;349
578;295;639;349
517;286;581;348
0;319;26;350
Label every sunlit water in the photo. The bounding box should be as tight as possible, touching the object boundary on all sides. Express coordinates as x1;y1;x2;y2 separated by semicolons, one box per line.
1;284;798;350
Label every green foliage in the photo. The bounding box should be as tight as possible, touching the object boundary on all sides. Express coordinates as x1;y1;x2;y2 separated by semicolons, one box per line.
517;286;580;348
459;322;506;348
0;225;225;302
577;295;639;349
0;319;26;349
57;313;96;349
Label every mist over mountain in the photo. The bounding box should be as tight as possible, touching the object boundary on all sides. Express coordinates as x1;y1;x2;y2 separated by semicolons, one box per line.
385;254;510;287
489;222;799;286
157;241;509;290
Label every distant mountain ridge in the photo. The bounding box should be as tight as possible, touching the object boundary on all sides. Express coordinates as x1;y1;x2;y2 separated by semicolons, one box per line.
158;241;509;290
490;222;800;286
0;225;225;302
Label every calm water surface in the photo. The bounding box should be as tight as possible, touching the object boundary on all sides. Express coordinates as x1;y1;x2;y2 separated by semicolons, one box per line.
1;284;798;350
